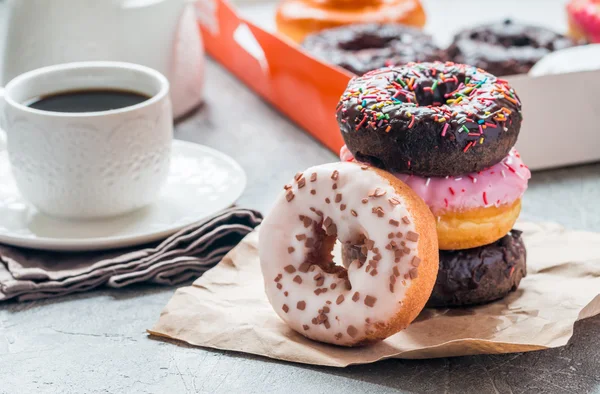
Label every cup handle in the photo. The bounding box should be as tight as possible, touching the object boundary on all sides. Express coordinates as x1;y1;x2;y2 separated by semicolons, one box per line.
0;87;5;149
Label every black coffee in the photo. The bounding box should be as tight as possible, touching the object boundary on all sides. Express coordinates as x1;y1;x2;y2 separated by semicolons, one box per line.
25;89;151;113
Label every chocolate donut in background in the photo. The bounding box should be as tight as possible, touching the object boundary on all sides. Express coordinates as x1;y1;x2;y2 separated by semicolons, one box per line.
301;23;446;75
448;19;582;77
342;230;527;307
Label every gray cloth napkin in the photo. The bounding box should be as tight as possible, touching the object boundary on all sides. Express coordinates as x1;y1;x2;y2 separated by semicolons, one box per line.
0;208;262;302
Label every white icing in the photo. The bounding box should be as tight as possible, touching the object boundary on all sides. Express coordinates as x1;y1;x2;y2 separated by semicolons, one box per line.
259;162;420;346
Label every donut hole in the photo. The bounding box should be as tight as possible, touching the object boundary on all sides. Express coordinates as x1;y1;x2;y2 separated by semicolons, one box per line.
307;220;374;290
413;75;465;107
338;33;394;51
353;152;385;168
308;221;350;282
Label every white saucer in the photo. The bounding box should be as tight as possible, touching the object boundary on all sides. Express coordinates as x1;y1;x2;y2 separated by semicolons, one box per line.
0;140;246;251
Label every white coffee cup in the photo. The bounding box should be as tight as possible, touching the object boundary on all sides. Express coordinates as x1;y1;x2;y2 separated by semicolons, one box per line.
0;61;173;219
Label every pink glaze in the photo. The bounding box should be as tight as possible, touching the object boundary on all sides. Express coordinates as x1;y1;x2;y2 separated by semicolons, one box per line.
568;0;600;42
340;145;530;214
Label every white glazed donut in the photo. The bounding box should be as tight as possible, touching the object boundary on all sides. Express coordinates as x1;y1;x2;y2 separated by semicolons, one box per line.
259;162;438;346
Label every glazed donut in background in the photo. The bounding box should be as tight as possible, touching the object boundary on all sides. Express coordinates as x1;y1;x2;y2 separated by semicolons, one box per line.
568;0;600;43
337;62;523;177
275;0;426;43
301;23;445;76
342;230;527;307
448;19;582;77
259;162;438;346
342;147;530;250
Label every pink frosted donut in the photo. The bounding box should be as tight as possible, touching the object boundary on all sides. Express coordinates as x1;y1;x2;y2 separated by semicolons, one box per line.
259;162;438;346
341;145;530;215
568;0;600;43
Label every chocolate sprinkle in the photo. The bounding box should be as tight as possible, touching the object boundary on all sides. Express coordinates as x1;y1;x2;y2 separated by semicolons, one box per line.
364;295;377;307
347;325;358;338
284;265;296;274
335;193;343;203
286;190;295;202
293;275;303;284
296;234;306;241
406;231;419;242
411;256;421;267
336;295;345;305
373;188;386;197
310;172;317;182
288;247;295;254
352;292;360;302
282;304;289;313
409;268;418;279
303;217;312;228
331;170;339;180
402;216;411;224
389;219;400;227
389;197;401;206
325;224;338;236
298;178;306;189
303;325;310;330
297;301;306;310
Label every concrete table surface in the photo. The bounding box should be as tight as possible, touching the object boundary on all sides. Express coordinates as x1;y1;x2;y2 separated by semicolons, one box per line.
2;8;600;394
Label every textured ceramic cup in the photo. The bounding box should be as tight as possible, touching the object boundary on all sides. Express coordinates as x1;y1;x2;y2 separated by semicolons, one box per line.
0;61;173;219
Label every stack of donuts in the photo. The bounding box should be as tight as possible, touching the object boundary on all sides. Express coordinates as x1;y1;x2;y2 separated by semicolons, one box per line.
258;61;531;347
338;61;531;307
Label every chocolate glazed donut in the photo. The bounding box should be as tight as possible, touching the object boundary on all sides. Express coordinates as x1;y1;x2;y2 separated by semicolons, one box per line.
448;19;582;77
337;62;522;177
342;230;527;307
427;230;527;307
301;23;445;75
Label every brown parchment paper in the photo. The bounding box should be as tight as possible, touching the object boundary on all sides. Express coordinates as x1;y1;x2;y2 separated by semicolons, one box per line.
149;221;600;367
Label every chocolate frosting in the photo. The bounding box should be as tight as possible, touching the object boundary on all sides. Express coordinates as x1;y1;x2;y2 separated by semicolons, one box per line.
341;230;527;307
302;23;445;75
448;19;582;77
337;62;522;177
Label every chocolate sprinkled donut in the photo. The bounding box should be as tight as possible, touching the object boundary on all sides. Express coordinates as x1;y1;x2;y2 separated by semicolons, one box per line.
301;23;446;76
448;19;582;77
342;230;527;307
337;61;522;177
259;162;438;346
